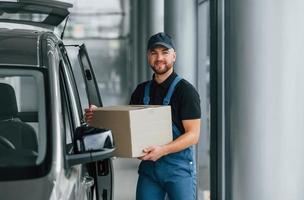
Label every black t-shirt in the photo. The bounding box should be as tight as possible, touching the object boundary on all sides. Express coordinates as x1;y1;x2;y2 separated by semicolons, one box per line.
130;72;201;133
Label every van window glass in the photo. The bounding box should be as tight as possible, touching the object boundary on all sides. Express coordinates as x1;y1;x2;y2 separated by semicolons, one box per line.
63;46;90;110
0;68;46;167
60;46;86;115
59;67;74;151
59;57;83;126
58;59;81;145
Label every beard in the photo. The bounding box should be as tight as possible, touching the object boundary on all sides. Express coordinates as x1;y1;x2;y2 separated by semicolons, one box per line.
150;62;174;75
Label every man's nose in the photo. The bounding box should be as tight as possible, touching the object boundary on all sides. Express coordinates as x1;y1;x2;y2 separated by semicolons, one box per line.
156;53;164;60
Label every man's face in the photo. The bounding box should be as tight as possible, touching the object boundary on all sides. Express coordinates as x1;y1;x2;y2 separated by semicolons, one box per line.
147;45;176;75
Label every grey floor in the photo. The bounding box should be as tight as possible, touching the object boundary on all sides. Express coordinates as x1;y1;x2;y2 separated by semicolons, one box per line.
113;158;140;200
112;158;210;200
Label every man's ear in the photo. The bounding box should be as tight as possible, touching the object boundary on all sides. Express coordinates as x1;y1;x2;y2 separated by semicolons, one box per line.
147;49;151;56
173;51;177;62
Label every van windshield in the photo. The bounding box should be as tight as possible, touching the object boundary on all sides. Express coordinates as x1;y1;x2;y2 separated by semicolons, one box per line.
0;68;46;167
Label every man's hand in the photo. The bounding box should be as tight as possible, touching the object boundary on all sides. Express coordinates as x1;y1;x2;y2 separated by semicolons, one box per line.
84;105;97;124
138;119;201;161
138;145;167;161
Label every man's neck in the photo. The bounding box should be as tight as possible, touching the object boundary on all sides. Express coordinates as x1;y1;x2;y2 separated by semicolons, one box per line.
154;68;174;84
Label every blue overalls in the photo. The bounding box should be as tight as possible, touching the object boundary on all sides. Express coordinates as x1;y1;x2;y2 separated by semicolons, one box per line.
136;76;196;200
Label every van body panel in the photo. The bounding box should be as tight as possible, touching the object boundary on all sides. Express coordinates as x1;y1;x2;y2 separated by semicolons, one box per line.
0;177;53;200
0;29;41;66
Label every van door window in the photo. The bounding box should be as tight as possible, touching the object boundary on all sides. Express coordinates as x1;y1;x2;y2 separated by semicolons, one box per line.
59;58;84;142
59;65;74;152
60;45;89;111
0;68;47;169
59;56;83;126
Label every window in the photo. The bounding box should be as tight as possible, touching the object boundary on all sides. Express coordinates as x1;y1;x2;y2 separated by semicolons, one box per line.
0;68;49;180
59;52;83;127
58;54;83;151
59;66;74;146
60;46;89;111
198;0;211;199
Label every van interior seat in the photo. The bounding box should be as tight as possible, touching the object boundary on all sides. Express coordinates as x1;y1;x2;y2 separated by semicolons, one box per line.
0;83;38;152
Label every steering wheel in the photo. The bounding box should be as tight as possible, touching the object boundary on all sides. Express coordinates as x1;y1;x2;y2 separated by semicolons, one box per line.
0;136;15;150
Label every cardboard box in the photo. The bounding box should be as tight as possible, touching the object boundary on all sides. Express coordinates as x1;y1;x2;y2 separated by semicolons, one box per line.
89;105;173;157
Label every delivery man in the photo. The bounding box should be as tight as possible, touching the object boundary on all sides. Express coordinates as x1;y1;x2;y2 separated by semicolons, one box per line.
85;32;201;200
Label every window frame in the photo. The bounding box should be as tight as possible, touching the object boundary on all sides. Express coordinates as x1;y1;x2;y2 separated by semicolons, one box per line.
0;66;52;181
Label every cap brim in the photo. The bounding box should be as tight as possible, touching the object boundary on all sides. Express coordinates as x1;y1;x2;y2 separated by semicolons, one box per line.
150;42;173;50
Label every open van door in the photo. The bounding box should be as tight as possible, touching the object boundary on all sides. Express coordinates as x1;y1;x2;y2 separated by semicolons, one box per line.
0;0;72;30
78;44;113;200
78;44;103;107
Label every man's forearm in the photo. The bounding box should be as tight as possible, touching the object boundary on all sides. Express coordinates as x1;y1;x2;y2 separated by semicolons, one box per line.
162;129;199;156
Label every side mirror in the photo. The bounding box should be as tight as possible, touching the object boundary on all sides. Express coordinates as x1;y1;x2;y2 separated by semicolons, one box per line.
74;125;114;152
66;125;115;167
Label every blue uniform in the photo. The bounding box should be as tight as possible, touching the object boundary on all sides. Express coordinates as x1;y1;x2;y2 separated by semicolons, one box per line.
135;75;197;200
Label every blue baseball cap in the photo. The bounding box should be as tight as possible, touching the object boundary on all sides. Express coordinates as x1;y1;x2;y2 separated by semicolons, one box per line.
147;32;176;51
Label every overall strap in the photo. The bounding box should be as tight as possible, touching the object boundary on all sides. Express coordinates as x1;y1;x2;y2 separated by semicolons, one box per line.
163;76;182;135
163;76;182;105
143;81;152;105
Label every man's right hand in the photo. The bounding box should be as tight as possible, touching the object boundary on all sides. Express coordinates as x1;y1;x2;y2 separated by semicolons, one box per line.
84;105;97;124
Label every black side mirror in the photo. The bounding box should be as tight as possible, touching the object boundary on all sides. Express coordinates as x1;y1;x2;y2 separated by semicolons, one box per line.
66;125;115;167
74;126;114;153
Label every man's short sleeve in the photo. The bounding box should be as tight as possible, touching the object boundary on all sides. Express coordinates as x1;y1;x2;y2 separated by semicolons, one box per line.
178;82;201;120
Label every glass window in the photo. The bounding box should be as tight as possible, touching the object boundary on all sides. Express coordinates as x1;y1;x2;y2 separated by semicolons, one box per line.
198;1;211;199
0;68;46;167
61;46;89;111
59;53;83;125
58;56;83;143
59;66;74;152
